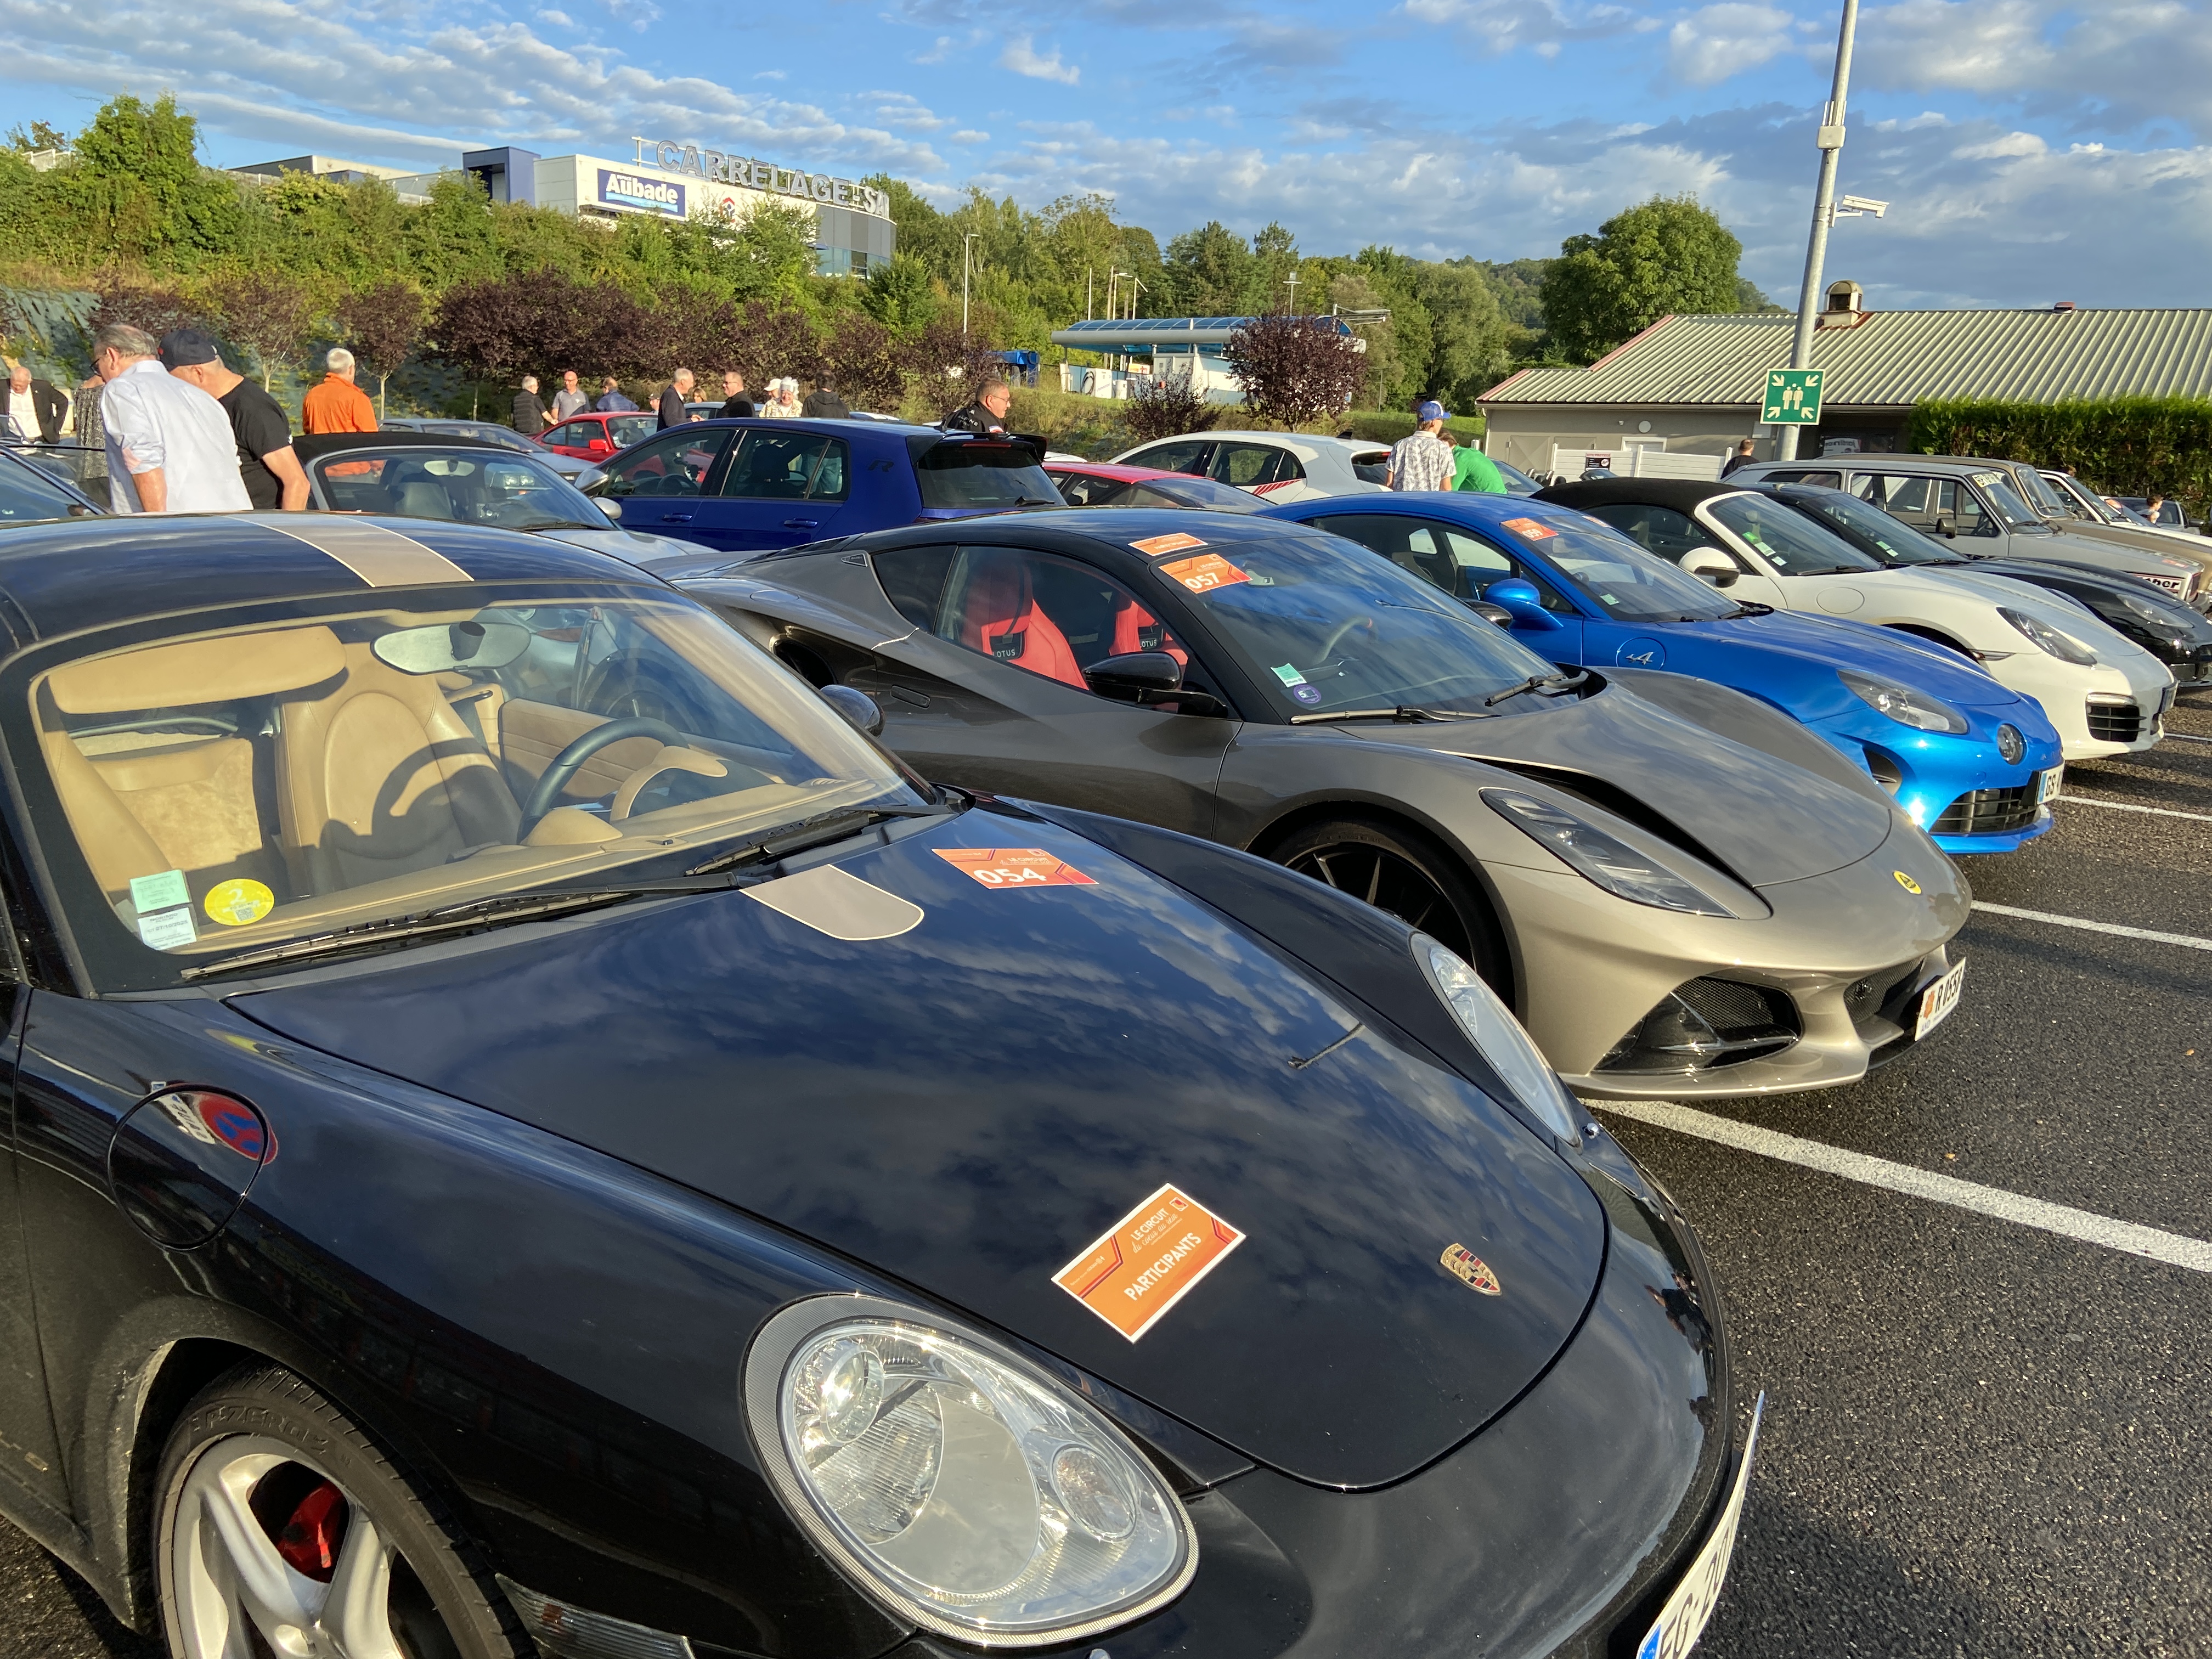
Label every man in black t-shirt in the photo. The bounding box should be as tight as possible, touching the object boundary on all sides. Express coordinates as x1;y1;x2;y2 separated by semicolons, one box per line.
158;329;308;510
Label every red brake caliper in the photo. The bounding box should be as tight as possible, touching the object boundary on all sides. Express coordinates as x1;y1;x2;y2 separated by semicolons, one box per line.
275;1481;347;1581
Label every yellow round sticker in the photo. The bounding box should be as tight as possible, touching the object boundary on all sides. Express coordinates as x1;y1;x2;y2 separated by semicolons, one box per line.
204;878;275;927
1893;870;1922;894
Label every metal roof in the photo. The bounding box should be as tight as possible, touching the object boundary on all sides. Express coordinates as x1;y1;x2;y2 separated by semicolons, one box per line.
1051;315;1354;349
1480;308;2212;411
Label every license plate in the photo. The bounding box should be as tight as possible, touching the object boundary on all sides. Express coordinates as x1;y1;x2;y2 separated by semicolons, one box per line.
1914;960;1967;1041
2143;574;2185;596
1637;1394;1765;1659
2038;765;2064;804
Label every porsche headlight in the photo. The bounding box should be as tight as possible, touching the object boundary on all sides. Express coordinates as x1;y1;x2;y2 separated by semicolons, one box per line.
1837;668;1970;733
1414;934;1583;1140
744;1296;1196;1646
1482;788;1734;917
1998;606;2098;665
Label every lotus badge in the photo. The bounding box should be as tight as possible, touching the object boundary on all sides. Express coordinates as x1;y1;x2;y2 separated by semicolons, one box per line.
1441;1244;1502;1296
1893;870;1921;894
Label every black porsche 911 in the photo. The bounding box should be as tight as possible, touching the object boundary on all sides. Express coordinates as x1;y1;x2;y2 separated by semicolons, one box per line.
0;512;1753;1659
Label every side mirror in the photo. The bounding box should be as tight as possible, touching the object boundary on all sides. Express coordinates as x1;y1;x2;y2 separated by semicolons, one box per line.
1930;517;1955;539
1481;578;1564;630
1680;547;1739;588
817;684;884;737
1085;651;1183;697
589;438;613;454
597;498;623;522
1467;600;1515;627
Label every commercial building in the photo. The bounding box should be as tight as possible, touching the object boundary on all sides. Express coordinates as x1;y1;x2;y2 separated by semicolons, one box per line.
1046;315;1364;403
1477;285;2212;480
237;136;896;278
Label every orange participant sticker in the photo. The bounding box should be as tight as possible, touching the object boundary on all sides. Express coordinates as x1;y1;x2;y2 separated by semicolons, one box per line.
1500;516;1559;540
1054;1183;1246;1342
1130;532;1209;557
936;847;1097;888
1158;552;1250;594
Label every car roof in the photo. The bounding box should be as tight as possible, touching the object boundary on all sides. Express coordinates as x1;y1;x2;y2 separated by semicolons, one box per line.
0;514;659;644
1745;455;2001;477
1135;431;1386;458
1535;478;1752;512
1261;490;1591;529
295;431;541;462
1046;461;1181;482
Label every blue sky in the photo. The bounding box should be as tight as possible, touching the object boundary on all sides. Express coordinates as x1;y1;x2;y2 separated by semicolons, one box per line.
5;0;2209;309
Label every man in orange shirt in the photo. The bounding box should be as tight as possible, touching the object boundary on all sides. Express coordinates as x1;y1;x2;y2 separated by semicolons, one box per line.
300;348;379;433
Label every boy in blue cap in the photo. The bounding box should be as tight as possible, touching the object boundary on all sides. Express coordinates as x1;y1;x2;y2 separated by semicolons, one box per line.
1386;400;1457;491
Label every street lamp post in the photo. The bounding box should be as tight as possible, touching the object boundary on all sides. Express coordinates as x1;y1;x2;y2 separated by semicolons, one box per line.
1283;270;1300;313
962;233;982;337
1778;0;1861;463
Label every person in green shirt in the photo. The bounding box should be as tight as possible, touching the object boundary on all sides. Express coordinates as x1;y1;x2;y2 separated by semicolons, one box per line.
1452;434;1506;493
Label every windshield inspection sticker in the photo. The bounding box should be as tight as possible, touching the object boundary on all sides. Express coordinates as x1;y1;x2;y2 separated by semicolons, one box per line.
128;869;198;949
1271;663;1308;686
1054;1183;1246;1341
1500;517;1559;540
204;878;275;927
936;848;1097;888
1130;532;1209;557
1290;684;1323;706
1159;553;1251;594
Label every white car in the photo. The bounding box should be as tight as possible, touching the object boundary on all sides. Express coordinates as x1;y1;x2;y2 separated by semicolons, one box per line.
1110;430;1390;501
1552;481;2177;763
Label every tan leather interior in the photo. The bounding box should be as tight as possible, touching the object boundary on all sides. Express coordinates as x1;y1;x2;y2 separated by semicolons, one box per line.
48;628;345;715
276;643;521;894
610;745;728;820
499;698;662;799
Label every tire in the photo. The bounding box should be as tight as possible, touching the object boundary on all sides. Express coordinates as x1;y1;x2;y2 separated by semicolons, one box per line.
1264;815;1509;990
153;1363;526;1659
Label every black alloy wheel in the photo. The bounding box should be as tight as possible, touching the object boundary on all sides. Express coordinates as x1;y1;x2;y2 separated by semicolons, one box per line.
1267;816;1508;989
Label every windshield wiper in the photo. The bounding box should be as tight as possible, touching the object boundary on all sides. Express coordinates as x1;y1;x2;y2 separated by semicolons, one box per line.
1724;601;1775;617
1290;705;1495;725
1485;669;1592;707
179;883;733;980
684;800;949;877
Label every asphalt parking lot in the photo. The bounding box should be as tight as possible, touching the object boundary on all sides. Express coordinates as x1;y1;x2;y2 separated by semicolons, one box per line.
5;698;2209;1659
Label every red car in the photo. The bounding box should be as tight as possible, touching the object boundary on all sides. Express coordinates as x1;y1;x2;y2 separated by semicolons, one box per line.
537;410;662;462
1043;460;1268;512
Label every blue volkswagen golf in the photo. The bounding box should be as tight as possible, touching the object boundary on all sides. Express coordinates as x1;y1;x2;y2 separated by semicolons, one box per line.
1263;492;2064;854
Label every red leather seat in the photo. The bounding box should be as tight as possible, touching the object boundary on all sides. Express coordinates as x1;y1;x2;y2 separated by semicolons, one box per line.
954;554;1087;689
1110;596;1187;665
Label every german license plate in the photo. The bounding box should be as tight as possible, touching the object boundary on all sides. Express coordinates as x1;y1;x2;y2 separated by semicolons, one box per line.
1637;1394;1764;1659
2038;765;2064;804
1914;960;1967;1041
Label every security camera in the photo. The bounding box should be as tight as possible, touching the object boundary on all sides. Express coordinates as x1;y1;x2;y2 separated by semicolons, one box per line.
1835;195;1890;219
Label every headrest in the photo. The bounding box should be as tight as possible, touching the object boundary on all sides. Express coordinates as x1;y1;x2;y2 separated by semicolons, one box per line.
46;626;347;715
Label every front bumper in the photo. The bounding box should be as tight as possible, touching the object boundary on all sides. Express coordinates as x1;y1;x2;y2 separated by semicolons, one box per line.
888;1144;1740;1659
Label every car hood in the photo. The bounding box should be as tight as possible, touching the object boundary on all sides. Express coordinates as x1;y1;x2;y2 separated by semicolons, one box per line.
228;811;1606;1489
532;524;699;566
1343;682;1895;886
1682;606;2030;710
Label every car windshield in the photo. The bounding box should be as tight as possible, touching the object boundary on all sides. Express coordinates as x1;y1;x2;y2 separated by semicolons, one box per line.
606;415;658;448
2009;465;2073;516
915;439;1060;510
1162;530;1562;716
23;591;930;990
1707;493;1882;575
1498;515;1741;619
309;448;606;530
1772;487;1955;566
0;451;95;521
1112;477;1268;513
1492;459;1544;494
1968;471;2039;528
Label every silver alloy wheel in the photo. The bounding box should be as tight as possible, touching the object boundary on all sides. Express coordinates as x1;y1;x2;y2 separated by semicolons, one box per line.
167;1434;416;1658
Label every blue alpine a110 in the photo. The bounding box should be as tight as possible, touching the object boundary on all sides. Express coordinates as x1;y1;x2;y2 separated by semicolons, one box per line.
1263;492;2064;854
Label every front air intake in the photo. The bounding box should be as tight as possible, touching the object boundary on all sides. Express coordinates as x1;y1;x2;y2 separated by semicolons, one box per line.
1597;978;1799;1074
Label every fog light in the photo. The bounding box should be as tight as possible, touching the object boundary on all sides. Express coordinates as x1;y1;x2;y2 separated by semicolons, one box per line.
1996;723;2024;764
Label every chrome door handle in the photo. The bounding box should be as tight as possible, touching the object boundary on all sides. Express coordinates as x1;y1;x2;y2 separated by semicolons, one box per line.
662;513;694;523
784;518;820;529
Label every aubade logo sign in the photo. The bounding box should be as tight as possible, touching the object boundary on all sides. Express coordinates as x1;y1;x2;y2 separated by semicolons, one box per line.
629;137;891;219
597;169;686;217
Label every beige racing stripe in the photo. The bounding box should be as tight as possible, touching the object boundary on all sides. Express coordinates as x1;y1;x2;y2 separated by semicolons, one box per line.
257;517;473;588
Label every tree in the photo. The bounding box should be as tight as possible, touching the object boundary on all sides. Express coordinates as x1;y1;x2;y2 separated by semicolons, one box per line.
5;121;66;153
1161;222;1257;318
901;318;1005;417
859;256;939;333
1410;262;1516;410
1538;195;1744;364
1328;272;1402;411
337;281;428;415
1224;314;1365;428
1125;374;1220;445
57;94;240;258
210;271;314;390
91;282;204;343
730;299;821;392
430;273;539;386
821;312;904;411
722;200;820;303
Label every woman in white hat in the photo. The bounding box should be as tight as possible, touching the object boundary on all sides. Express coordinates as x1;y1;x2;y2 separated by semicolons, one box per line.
760;379;803;418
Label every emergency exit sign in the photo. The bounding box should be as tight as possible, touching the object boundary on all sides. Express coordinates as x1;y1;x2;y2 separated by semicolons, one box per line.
1761;369;1824;425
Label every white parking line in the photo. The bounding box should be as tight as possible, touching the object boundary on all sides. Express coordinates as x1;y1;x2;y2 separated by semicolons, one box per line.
2168;732;2212;744
1972;901;2212;952
2060;795;2212;824
1595;1100;2212;1276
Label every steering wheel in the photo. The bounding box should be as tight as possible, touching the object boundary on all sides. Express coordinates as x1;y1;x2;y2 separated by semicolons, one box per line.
1317;615;1376;662
517;717;682;839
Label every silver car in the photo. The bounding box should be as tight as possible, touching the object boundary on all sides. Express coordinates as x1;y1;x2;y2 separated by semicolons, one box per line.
1733;454;2205;606
1112;431;1392;501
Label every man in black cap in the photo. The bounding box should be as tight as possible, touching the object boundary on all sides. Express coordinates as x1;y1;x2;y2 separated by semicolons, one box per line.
159;329;308;511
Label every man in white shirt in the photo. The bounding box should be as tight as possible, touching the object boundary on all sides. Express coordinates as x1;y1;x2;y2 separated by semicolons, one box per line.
1385;400;1458;492
90;324;250;515
2;364;69;443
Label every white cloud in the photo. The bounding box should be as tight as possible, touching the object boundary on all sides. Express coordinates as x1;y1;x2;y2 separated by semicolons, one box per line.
753;67;787;79
998;34;1080;82
1666;3;1798;86
1400;0;1658;56
537;9;574;26
951;128;990;143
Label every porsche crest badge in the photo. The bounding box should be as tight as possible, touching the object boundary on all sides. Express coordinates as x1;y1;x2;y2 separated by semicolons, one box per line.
1441;1243;1502;1296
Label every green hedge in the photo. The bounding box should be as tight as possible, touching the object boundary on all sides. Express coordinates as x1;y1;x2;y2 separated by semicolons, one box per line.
1908;397;2212;519
1340;410;1486;445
